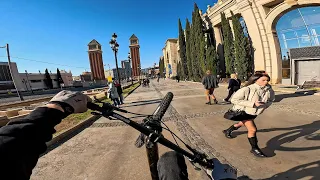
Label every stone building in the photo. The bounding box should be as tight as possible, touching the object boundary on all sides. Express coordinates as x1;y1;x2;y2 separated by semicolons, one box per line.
162;39;179;77
0;61;73;93
202;0;320;85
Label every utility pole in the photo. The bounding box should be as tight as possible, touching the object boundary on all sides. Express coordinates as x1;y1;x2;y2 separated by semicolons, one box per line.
1;44;24;101
25;70;34;94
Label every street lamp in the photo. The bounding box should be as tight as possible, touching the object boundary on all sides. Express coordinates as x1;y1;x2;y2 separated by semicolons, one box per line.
137;63;141;81
109;33;121;85
128;52;133;85
0;44;24;101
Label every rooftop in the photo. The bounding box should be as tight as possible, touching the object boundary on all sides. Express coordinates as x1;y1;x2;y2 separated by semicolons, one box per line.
88;39;101;46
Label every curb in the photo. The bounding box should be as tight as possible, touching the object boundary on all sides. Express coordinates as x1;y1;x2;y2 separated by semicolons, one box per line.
46;82;141;148
124;83;141;98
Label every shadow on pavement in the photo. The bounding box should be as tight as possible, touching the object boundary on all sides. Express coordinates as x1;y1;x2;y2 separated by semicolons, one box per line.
237;161;320;179
233;120;320;157
263;160;320;180
274;90;316;102
129;99;162;104
121;99;162;108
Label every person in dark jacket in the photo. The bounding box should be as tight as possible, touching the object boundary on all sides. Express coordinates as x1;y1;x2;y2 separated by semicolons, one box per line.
114;79;124;104
202;70;218;105
223;73;241;102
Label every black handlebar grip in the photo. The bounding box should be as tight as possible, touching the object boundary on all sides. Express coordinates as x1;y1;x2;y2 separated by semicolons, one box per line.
87;102;104;112
153;92;173;121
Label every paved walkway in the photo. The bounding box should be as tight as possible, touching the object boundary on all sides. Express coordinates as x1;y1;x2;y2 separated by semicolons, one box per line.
32;79;320;180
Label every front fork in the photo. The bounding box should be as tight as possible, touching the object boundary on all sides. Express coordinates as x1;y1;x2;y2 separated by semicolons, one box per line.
146;141;159;180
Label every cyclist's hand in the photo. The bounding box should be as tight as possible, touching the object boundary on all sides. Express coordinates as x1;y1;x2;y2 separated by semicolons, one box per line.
207;158;237;180
50;90;92;113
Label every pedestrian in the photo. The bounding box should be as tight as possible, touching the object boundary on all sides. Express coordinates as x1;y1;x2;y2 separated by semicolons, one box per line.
114;80;124;104
222;72;275;157
107;80;120;107
176;75;180;83
146;78;150;87
157;73;160;83
223;73;241;102
201;70;218;105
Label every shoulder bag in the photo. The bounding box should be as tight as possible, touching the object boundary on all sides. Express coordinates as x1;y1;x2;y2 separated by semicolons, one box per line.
223;87;250;120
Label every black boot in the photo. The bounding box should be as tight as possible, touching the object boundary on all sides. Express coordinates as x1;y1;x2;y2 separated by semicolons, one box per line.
222;125;239;139
213;99;218;104
248;137;266;158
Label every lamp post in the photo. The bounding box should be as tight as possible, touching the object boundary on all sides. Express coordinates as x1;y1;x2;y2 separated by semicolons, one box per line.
0;44;24;101
109;33;121;85
25;70;33;94
128;52;133;85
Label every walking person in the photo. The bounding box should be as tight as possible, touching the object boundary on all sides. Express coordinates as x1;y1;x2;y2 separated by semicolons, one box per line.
114;80;124;104
176;75;180;83
222;73;275;157
157;73;160;83
108;80;120;107
223;73;241;102
202;70;218;105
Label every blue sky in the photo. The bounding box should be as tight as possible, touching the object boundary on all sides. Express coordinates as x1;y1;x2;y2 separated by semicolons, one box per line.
0;0;216;76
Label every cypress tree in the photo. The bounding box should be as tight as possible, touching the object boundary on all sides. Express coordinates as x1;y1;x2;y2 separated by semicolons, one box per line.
177;61;182;78
231;11;249;80
56;68;64;88
178;18;188;80
190;11;198;81
221;12;234;75
185;18;193;80
44;68;53;89
159;57;164;78
191;3;205;81
206;29;219;75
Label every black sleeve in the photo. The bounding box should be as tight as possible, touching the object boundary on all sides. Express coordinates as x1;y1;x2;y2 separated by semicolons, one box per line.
228;79;234;89
0;107;67;180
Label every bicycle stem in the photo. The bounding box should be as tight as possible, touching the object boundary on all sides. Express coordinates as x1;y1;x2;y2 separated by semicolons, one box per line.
109;112;214;169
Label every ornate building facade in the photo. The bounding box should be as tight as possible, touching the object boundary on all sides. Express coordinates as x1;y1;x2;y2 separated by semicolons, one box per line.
162;39;179;77
202;0;320;84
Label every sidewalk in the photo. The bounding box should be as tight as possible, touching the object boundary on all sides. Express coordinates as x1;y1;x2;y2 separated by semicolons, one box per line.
155;79;320;179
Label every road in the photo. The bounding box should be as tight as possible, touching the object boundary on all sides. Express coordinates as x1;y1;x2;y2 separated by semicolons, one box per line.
0;81;135;104
32;79;320;180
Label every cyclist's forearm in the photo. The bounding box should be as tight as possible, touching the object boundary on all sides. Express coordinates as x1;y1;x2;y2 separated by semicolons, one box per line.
0;107;66;179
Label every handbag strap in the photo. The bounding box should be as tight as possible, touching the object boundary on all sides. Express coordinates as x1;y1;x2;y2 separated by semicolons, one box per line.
246;87;251;101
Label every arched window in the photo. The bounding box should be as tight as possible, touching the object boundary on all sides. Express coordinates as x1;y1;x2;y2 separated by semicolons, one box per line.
276;6;320;79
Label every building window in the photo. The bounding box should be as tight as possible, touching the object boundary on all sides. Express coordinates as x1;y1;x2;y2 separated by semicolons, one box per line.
30;80;42;83
276;6;320;79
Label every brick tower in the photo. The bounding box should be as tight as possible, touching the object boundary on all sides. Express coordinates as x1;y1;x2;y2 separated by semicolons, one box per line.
129;34;141;77
88;39;105;81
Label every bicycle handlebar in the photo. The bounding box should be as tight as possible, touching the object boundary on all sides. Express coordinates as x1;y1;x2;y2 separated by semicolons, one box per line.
86;92;225;173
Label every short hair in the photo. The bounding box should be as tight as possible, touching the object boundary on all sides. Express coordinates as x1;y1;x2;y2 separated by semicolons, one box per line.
230;73;237;79
206;70;211;74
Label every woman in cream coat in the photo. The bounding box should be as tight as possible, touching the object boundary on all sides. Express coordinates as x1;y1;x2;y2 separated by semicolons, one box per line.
223;73;275;157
